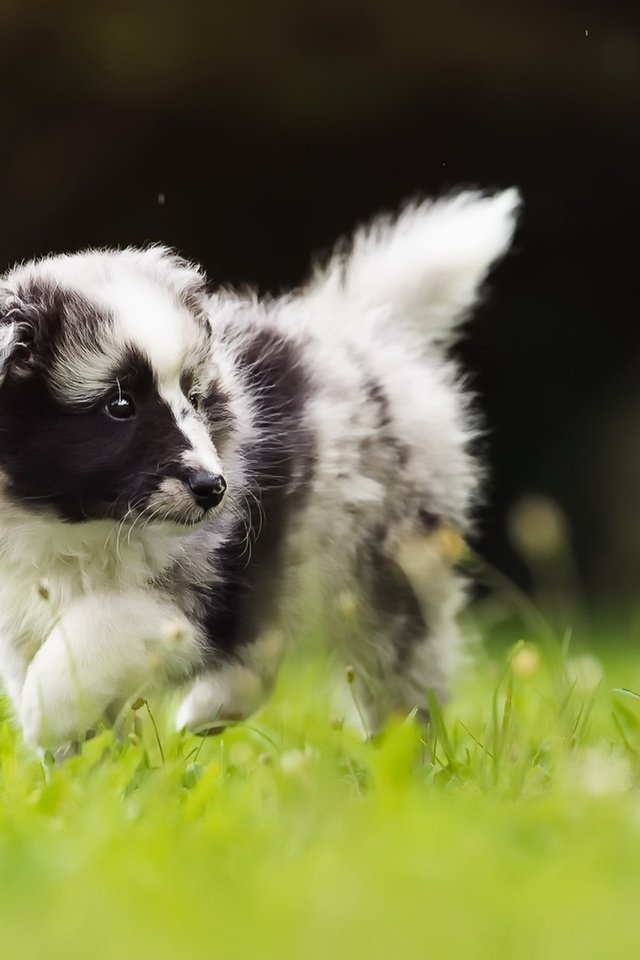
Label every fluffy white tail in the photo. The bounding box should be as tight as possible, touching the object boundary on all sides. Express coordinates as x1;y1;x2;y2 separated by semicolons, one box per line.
307;189;520;343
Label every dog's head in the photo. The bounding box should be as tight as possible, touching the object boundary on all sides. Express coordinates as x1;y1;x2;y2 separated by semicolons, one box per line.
0;247;231;527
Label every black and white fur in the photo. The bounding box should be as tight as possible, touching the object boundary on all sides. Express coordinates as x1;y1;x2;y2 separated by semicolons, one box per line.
0;190;519;750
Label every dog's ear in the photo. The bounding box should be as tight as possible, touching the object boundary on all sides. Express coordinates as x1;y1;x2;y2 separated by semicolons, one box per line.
0;290;40;387
310;189;520;344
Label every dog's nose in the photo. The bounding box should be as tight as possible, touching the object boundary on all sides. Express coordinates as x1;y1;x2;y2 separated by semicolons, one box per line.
187;471;227;509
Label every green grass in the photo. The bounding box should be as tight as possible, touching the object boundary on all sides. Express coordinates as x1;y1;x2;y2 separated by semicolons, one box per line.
2;627;640;959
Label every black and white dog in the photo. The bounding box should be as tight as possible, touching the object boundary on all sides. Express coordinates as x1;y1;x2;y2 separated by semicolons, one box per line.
0;190;518;750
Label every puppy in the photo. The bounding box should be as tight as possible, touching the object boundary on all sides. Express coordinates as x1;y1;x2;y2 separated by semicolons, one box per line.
0;190;518;750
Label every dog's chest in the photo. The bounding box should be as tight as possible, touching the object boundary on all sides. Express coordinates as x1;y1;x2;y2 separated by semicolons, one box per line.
0;569;62;660
0;559;105;656
0;537;162;657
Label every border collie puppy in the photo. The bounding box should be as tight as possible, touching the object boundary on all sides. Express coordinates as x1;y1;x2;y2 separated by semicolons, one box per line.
0;190;518;750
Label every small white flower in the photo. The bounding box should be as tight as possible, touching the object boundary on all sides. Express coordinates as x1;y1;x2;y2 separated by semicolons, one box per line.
336;591;358;620
162;619;189;647
566;654;603;692
511;644;541;679
280;745;316;776
570;746;632;796
35;578;51;601
507;495;568;559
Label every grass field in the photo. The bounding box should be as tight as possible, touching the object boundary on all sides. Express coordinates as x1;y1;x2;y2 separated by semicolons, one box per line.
2;614;640;960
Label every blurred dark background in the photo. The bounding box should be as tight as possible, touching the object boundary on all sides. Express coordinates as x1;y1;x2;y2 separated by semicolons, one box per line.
1;0;639;608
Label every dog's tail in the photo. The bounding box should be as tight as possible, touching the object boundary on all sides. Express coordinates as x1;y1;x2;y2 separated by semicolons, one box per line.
305;189;520;345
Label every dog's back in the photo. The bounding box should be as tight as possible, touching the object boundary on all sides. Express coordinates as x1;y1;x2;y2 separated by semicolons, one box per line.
176;190;519;734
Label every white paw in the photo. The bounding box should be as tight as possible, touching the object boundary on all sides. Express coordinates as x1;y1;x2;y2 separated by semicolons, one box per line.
19;645;106;750
176;666;265;734
19;667;84;749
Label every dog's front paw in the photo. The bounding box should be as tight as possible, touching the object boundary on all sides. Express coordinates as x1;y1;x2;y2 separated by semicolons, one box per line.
19;653;100;750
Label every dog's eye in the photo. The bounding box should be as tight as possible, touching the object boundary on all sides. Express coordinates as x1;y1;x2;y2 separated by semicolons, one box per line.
188;390;202;412
104;392;136;420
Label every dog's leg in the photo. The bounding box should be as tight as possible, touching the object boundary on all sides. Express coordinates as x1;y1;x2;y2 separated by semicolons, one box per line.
0;637;30;718
176;628;285;734
341;522;465;736
19;591;200;750
175;664;266;734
